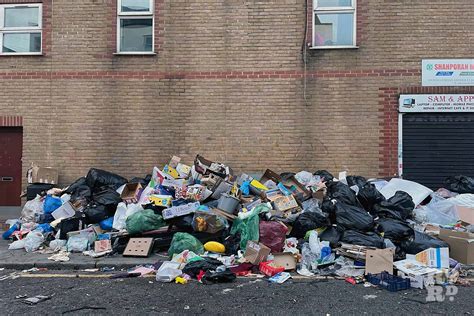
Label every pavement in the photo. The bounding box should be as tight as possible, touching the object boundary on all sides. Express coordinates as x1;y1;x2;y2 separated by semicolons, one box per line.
0;239;167;271
0;269;473;315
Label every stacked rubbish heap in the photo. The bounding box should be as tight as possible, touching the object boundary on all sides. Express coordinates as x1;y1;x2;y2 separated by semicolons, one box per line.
3;155;474;287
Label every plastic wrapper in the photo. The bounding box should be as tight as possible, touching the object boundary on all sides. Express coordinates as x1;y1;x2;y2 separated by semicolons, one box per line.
341;230;384;248
301;198;323;214
375;218;414;243
335;202;374;232
86;168;128;191
24;231;45;252
168;232;204;258
290;212;330;238
401;231;449;255
126;209;165;235
259;221;288;252
357;183;386;214
444;175;474;194
156;261;182;282
334;256;365;278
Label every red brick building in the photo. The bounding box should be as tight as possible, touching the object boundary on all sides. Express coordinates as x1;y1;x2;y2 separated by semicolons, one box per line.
0;0;473;205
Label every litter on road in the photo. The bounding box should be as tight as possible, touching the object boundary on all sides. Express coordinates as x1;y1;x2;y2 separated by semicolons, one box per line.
2;154;474;292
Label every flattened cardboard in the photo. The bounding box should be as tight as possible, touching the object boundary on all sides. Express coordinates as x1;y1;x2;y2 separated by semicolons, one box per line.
365;248;394;275
244;241;271;265
273;253;297;271
273;195;298;212
123;238;154;257
438;228;474;264
456;206;474;225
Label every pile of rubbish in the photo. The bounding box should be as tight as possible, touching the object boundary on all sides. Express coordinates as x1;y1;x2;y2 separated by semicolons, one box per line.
3;155;474;289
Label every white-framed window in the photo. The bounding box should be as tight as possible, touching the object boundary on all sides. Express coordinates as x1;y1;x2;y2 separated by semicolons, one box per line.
312;0;356;49
0;4;42;55
117;0;154;54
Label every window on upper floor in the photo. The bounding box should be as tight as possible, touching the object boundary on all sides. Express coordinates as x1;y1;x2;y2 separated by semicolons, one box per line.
0;4;42;55
312;0;356;49
117;0;154;54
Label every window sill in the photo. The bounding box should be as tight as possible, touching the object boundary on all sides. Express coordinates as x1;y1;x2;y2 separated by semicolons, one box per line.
0;52;43;56
114;52;156;56
310;46;359;50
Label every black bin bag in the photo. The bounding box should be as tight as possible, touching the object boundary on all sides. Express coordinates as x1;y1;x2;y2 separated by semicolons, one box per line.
444;175;474;194
341;230;384;249
401;231;449;255
374;191;414;220
290;212;330;239
86;168;128;191
335;202;374;232
313;170;334;182
357;183;385;214
319;226;343;248
375;218;414;243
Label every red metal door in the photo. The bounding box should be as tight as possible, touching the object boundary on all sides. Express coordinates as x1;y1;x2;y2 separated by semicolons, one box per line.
0;127;23;206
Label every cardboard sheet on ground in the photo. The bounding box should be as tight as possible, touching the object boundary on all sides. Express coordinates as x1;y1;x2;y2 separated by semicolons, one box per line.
365;248;394;274
379;178;433;206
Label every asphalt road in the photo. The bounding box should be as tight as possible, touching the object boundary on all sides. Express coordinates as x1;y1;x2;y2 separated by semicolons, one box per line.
0;270;473;315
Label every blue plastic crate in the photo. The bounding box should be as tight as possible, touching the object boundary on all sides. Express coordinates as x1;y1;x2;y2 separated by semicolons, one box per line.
366;271;411;292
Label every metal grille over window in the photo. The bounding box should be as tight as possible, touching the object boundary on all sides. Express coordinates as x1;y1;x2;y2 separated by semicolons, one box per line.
117;0;154;54
0;4;42;55
313;0;356;48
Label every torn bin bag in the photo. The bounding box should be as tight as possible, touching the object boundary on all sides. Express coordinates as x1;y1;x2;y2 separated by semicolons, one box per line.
335;202;374;232
357;183;385;214
346;176;367;188
86;168;128;191
259;221;288;253
373;191;414;220
341;230;384;248
375;218;414;243
313;170;334;182
326;181;361;207
290;212;330;238
400;231;449;255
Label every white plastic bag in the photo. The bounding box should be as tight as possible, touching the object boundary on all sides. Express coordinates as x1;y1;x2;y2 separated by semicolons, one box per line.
8;239;26;250
156;261;182;282
418;198;459;225
126;203;144;218
24;231;44;252
49;239;67;251
112;202;127;231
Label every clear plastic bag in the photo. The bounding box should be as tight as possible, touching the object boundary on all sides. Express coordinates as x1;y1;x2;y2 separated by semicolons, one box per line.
112;202;127;231
67;235;89;252
24;231;45;252
20;196;44;223
421;198;459;225
8;239;26;250
156;261;182;282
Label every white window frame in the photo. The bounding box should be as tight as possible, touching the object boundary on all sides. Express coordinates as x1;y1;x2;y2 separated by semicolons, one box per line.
312;0;357;49
116;0;155;55
0;3;42;55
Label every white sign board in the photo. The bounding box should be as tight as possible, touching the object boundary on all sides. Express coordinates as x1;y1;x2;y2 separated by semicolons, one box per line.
422;59;474;86
399;94;474;113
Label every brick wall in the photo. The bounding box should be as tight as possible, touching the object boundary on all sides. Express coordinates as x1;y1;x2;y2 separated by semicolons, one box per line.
0;0;473;188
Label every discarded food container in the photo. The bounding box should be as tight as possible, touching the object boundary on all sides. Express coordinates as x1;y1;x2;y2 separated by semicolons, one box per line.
162;202;200;220
217;193;240;214
51;201;76;220
156;261;182;282
366;271;411;292
259;261;285;276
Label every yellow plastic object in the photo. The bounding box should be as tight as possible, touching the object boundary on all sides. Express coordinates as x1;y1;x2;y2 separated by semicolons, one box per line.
204;241;226;253
163;165;180;179
250;179;269;191
175;276;187;284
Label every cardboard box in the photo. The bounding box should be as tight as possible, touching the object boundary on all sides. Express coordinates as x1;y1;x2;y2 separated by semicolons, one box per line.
27;165;59;185
162;202;200;220
244;241;271;265
393;259;439;289
456;206;474;225
365;248;394;275
438;229;474;264
273;195;298;212
120;183;143;204
149;194;173;207
410;247;449;269
273;253;297;271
